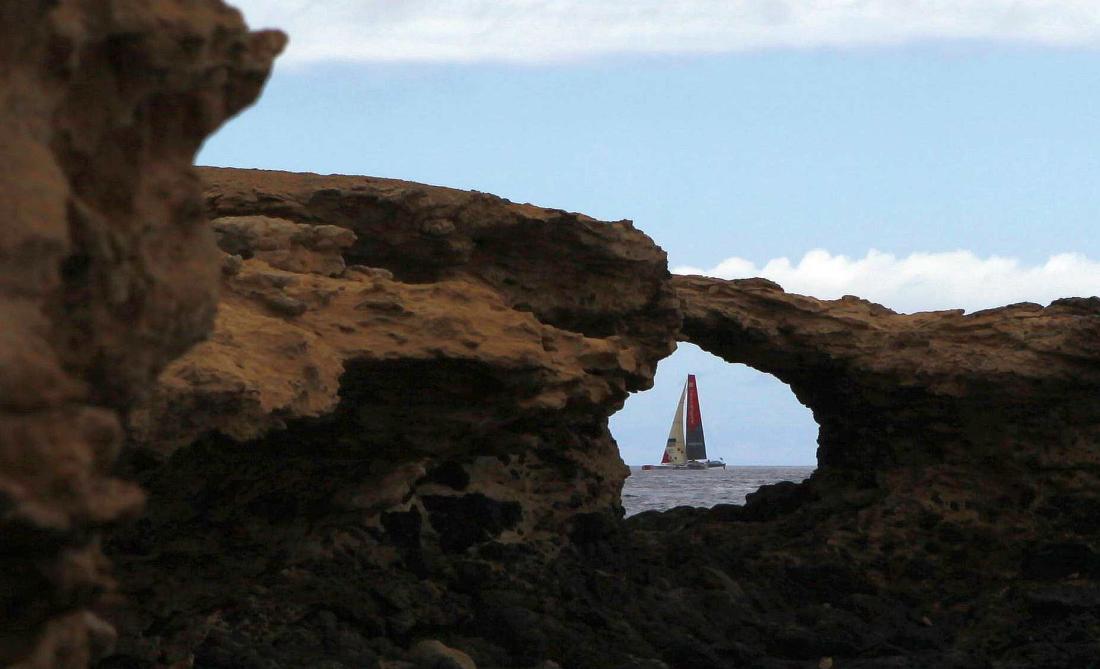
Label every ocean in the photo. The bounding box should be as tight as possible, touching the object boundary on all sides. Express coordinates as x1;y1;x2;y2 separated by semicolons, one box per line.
621;465;816;516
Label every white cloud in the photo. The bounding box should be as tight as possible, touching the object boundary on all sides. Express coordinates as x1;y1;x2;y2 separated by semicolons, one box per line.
674;249;1100;313
230;1;1100;64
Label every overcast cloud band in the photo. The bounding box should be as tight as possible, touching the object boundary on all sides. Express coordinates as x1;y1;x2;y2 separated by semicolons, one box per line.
232;0;1100;64
675;250;1100;315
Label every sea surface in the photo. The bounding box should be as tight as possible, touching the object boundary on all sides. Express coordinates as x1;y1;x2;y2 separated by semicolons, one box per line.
621;465;816;516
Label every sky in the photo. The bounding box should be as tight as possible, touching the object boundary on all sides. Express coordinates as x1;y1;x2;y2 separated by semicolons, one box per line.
201;1;1100;466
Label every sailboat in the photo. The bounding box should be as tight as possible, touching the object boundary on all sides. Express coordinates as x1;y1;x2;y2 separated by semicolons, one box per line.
641;374;726;470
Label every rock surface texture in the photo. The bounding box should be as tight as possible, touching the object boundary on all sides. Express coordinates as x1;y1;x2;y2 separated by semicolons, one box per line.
4;3;1099;666
102;169;1100;669
669;276;1100;667
0;2;282;667
106;168;678;667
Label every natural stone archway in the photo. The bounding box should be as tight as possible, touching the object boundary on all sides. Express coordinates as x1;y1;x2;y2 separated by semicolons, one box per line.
7;2;1100;666
614;342;819;515
99;167;1100;667
670;273;1100;664
6;4;1098;659
674;273;1100;475
612;342;819;468
102;167;682;664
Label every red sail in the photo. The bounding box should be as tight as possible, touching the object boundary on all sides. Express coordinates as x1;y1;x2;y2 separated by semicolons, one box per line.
685;374;707;460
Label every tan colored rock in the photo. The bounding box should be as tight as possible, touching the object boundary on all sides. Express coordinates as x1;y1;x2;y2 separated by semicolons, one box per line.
108;168;1100;667
110;168;678;659
675;273;1100;648
129;168;678;534
410;639;477;669
0;1;282;666
101;172;1100;667
674;275;1100;472
132;247;651;461
10;2;1099;665
212;215;356;276
199;166;679;372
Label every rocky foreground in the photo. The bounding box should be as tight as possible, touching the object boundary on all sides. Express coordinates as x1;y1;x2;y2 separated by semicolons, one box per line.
0;2;283;666
3;2;1100;668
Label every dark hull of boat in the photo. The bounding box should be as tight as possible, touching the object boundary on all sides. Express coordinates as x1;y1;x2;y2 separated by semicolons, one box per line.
640;460;726;470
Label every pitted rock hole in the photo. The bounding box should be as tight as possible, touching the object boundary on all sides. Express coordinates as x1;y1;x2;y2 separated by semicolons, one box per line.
611;343;818;516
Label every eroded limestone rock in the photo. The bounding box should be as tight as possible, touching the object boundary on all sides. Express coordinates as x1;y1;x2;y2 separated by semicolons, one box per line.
103;169;1100;668
108;168;678;665
199;167;678;357
675;275;1100;472
6;1;1095;660
212;215;356;277
0;2;282;666
672;274;1100;665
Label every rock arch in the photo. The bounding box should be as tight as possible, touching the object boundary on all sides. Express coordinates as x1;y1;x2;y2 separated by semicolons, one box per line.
614;341;819;515
108;167;1100;666
675;274;1100;476
7;3;1100;658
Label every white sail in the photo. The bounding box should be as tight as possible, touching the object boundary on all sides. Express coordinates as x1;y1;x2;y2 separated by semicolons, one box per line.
663;380;688;465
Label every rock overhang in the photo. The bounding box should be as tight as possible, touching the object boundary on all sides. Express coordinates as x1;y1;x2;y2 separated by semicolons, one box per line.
5;1;1100;664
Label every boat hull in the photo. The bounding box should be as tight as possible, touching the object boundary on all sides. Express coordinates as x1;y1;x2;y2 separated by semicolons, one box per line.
640;460;725;470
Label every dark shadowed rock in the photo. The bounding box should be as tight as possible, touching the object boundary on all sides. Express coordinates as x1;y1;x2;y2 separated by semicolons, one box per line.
7;5;1100;663
0;2;282;666
97;172;1100;668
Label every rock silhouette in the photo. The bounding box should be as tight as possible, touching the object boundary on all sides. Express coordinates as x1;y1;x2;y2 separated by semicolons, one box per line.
3;2;1099;668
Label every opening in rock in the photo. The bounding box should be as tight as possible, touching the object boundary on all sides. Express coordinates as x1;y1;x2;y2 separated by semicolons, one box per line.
611;342;818;516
